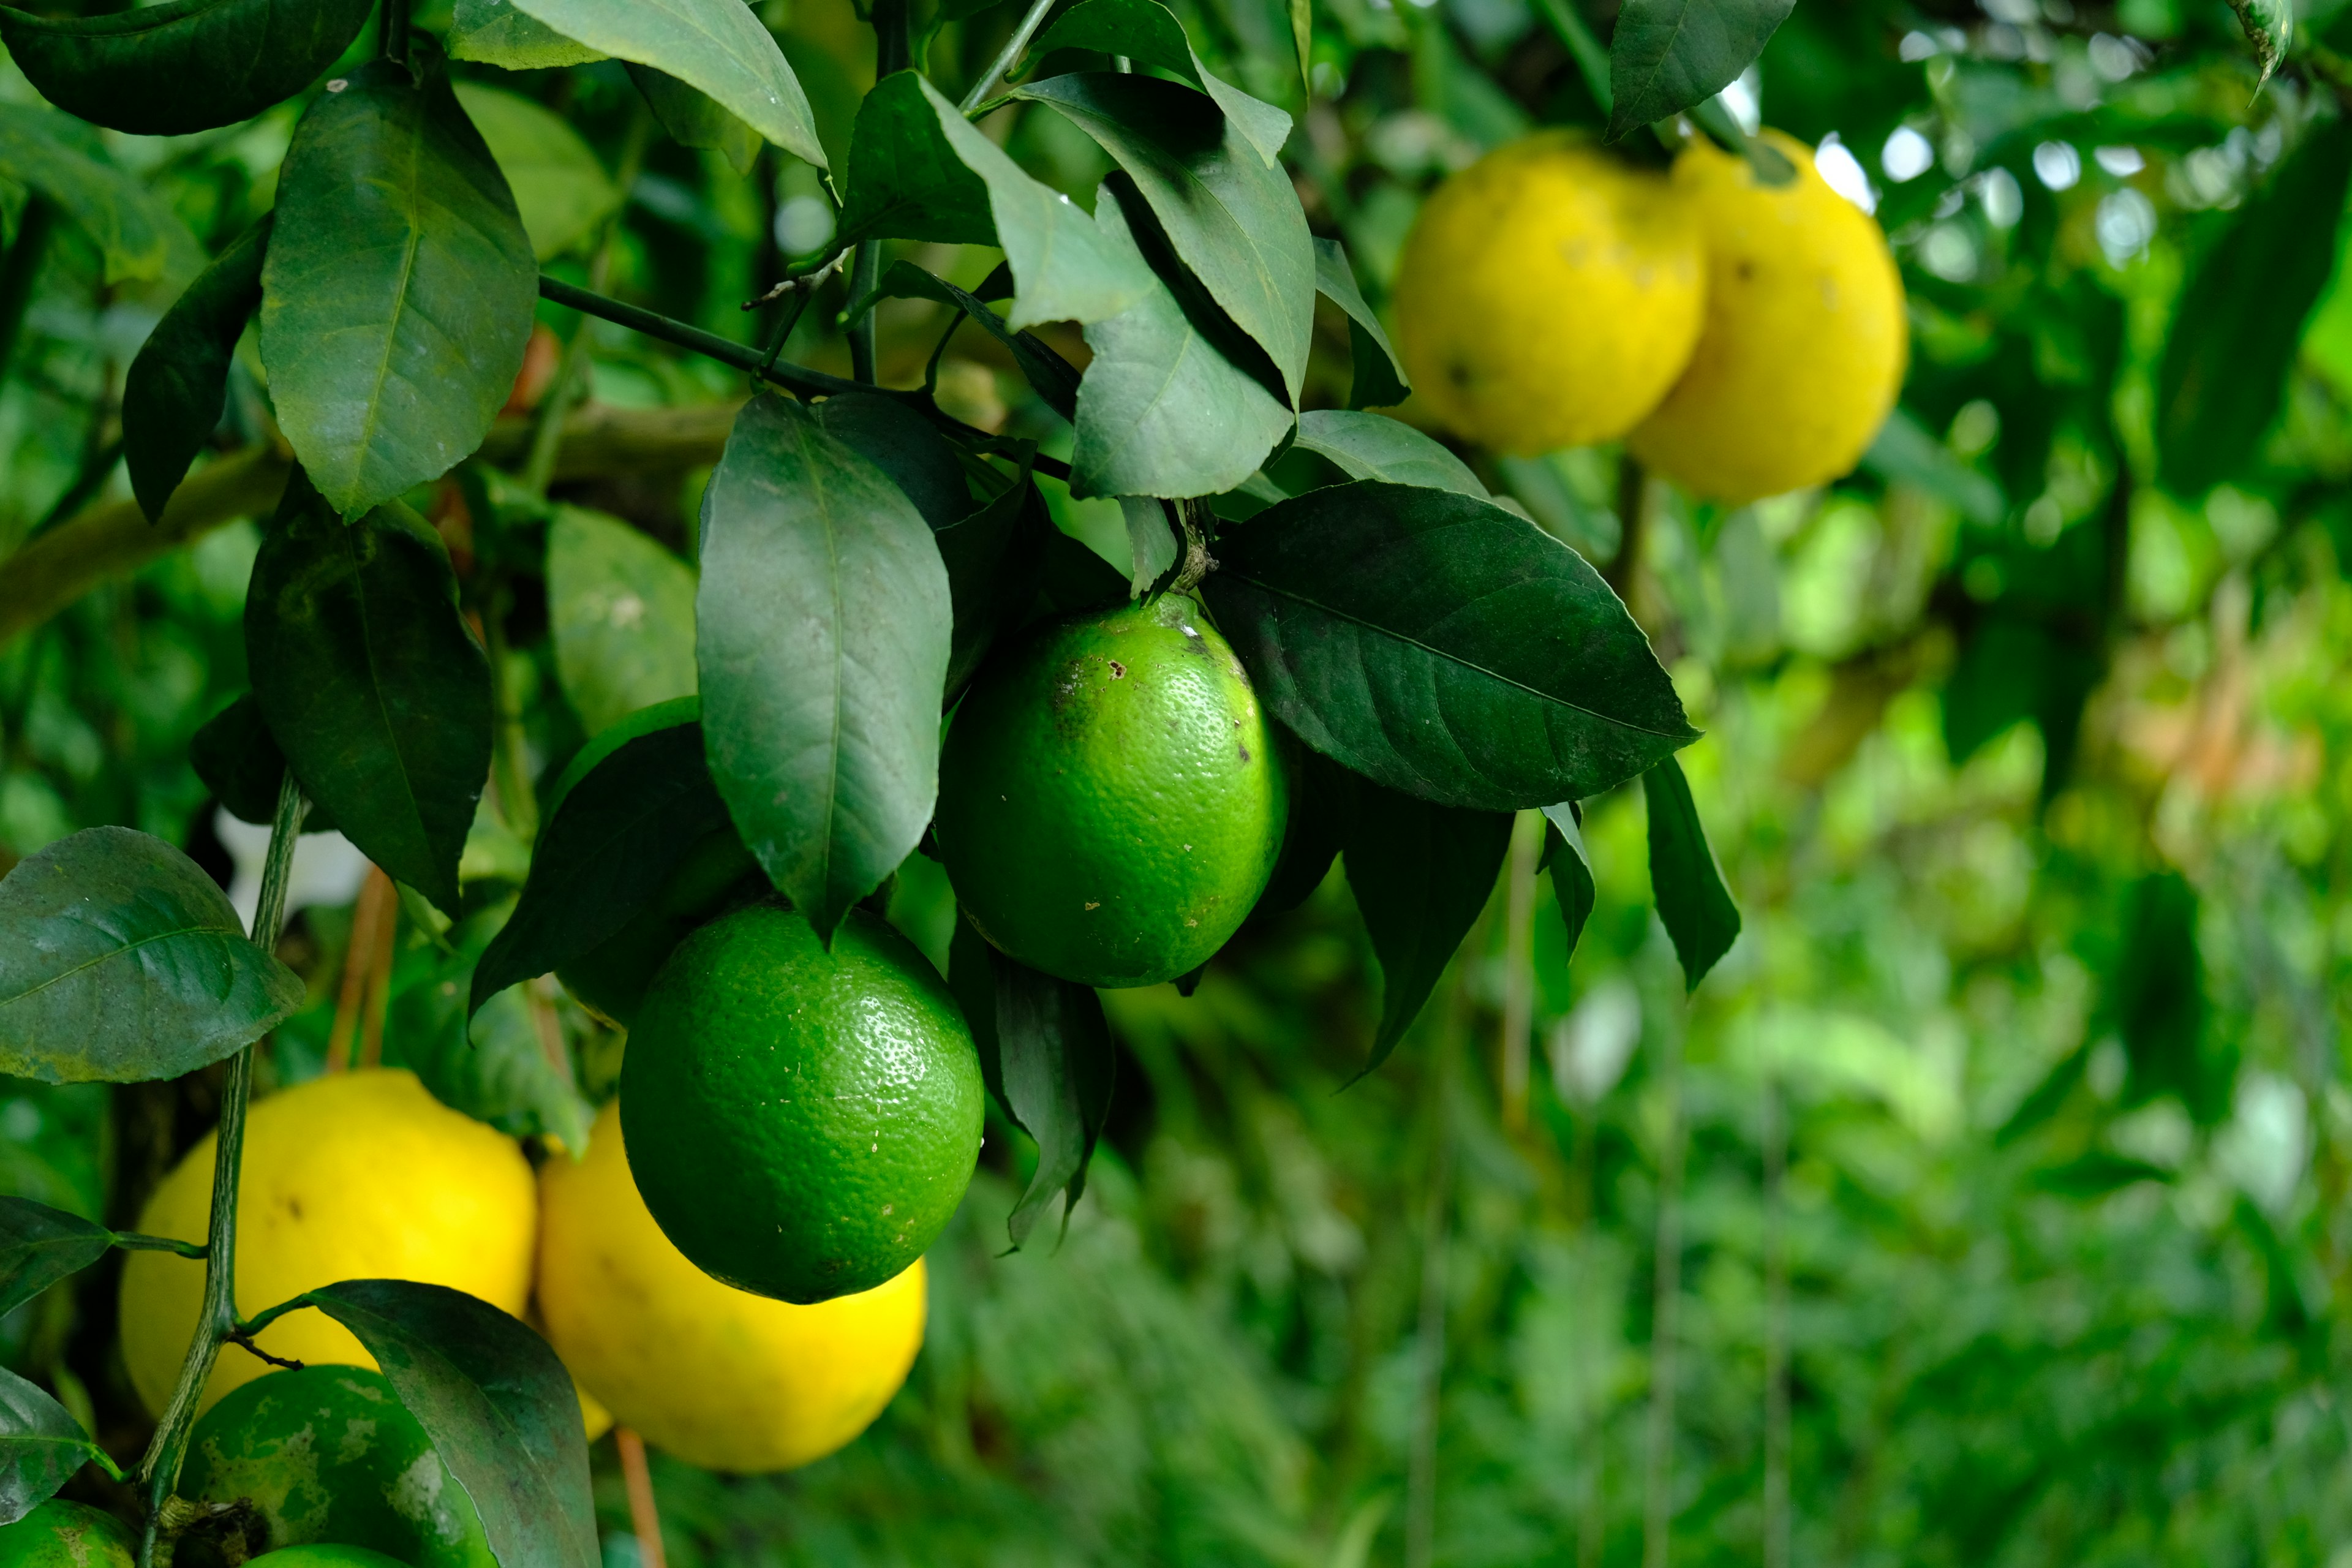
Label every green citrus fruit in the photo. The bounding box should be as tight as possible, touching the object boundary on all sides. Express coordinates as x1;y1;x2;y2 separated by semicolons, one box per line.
245;1550;414;1567
556;824;763;1029
619;902;984;1304
935;594;1287;988
177;1365;491;1568
0;1501;134;1567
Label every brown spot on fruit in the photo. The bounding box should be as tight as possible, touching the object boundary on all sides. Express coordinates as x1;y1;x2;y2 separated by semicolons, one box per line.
1108;661;1126;678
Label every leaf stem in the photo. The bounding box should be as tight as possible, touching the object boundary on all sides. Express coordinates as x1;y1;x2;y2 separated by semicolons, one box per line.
135;769;307;1567
380;0;410;64
851;0;914;385
1169;499;1216;596
111;1233;208;1259
960;0;1058;113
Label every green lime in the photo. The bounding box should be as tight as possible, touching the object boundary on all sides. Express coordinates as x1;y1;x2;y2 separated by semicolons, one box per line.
0;1501;134;1567
936;594;1288;988
620;902;985;1304
247;1551;415;1567
556;823;763;1029
176;1366;490;1568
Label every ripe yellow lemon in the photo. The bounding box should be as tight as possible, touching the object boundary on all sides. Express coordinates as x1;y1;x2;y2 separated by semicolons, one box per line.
1392;132;1704;454
535;1101;928;1473
120;1069;537;1417
1627;130;1908;503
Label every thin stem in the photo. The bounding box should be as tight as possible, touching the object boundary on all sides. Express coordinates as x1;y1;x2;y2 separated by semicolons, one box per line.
1642;1018;1686;1568
1608;453;1647;601
1533;0;1611;113
616;1427;669;1568
1498;808;1541;1133
112;1234;208;1259
379;0;410;63
959;0;1058;113
1169;499;1216;595
847;242;883;383
137;769;307;1567
0;198;58;379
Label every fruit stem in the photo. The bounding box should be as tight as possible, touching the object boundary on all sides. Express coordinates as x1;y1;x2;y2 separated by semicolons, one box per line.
1169;499;1216;596
134;769;307;1567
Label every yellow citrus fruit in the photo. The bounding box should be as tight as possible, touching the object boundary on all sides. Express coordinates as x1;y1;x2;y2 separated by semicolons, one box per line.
120;1069;537;1417
1627;130;1909;503
1392;132;1705;454
535;1101;928;1473
935;594;1287;989
0;1501;134;1567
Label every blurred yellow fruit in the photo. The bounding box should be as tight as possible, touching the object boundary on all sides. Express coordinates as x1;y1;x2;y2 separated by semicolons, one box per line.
1628;130;1908;503
535;1100;926;1473
1392;132;1704;454
120;1069;538;1417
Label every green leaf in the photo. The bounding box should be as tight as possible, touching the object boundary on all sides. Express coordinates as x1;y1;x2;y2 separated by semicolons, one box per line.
470;711;731;1015
935;474;1053;698
288;1280;597;1568
1121;497;1178;596
0;827;301;1084
1204;481;1695;811
1540;803;1596;963
2158;117;2352;497
839;73;1150;329
123;216;269;525
450;0;606;69
0;1199;112;1321
258;51;538;519
1017;73;1315;405
2109;870;2220;1121
0;1365;110;1524
547;507;697;739
0;105;191;285
1343;779;1512;1076
1254;742;1344;914
697;397;953;941
627;62;762;176
1071;178;1294;499
949;919;1117;1248
1311;238;1410;410
1643;756;1738;990
1860;406;2003;527
1604;0;1795;143
812;392;973;530
507;0;824;169
1022;0;1293;167
2226;0;2293;84
246;472;494;914
1293;409;1483;496
391;907;593;1146
453;83;622;261
0;0;372;137
189;693;338;835
850;260;1081;420
1292;0;1314;87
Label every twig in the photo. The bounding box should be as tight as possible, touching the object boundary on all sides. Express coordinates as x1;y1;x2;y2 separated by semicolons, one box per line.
959;0;1060;114
616;1427;668;1568
224;1330;305;1373
741;246;850;312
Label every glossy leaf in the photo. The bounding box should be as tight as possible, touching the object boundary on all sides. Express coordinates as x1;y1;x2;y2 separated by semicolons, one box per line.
1071;178;1294;499
1293;409;1483;496
246;473;494;913
812;392;972;530
189;693;337;835
1017;73;1315;405
1023;0;1294;166
1311;238;1409;409
1204;481;1696;811
0;0;372;137
1643;756;1738;990
850;260;1081;420
1121;496;1179;596
0;1364;110;1524
1605;0;1795;141
454;83;622;260
292;1280;597;1568
0;105;190;285
1541;802;1596;964
0;827;300;1084
2227;0;2292;83
1255;742;1344;915
470;713;730;1014
1343;780;1513;1076
395;907;593;1147
628;63;761;176
507;0;824;168
840;72;997;246
258;52;538;519
547;507;696;739
697;396;952;941
450;0;605;69
935;474;1053;698
2158;117;2352;497
123;216;269;524
0;1199;113;1320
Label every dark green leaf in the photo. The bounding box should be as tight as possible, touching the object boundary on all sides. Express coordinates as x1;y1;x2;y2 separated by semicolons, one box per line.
0;0;372;137
189;693;337;835
850;260;1080;420
1293;409;1483;496
546;507;697;739
0;1199;111;1321
0;827;301;1084
0;104;192;285
124;216;268;526
291;1280;596;1568
1017;73;1315;405
1940;616;2103;793
840;72;998;246
1343;779;1512;1076
813;391;972;530
0;1365;110;1523
1643;756;1738;990
470;712;731;1015
1071;178;1294;499
246;472;494;913
2033;1150;2172;1197
2157;118;2352;497
1311;238;1409;409
1604;0;1795;142
1204;481;1695;811
258;51;538;519
2110;870;2220;1121
394;907;593;1147
453;83;623;261
628;62;761;176
1541;802;1596;963
1041;522;1132;612
450;0;605;68
1121;496;1178;596
935;474;1053;698
698;396;952;941
1023;0;1293;166
1254;742;1343;915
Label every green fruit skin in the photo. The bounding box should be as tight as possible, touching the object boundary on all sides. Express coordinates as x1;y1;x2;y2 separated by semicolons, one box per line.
556;824;763;1029
0;1501;135;1567
621;902;985;1305
178;1365;491;1568
936;594;1289;988
247;1550;415;1567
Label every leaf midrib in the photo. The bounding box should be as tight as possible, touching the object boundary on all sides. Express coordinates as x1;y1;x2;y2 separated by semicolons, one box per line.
0;921;236;1011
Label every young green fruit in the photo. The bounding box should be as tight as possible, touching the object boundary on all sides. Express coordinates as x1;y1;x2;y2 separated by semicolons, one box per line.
0;1501;134;1568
